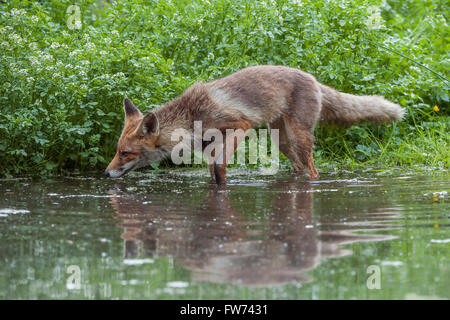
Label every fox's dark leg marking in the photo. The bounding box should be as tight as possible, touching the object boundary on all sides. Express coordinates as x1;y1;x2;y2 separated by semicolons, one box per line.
203;140;217;183
209;164;216;183
214;164;226;185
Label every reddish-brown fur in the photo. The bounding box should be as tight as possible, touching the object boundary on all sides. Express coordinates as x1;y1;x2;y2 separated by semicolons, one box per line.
105;65;404;183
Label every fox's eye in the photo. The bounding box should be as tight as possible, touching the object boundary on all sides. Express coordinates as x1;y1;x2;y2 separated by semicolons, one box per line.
120;152;129;158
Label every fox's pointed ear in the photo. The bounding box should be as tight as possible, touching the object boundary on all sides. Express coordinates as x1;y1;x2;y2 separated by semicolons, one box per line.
137;112;159;137
123;98;142;117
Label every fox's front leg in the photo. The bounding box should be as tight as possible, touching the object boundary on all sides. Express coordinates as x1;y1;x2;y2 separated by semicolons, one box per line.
214;163;227;185
204;134;229;184
209;164;216;183
204;144;217;183
209;120;251;185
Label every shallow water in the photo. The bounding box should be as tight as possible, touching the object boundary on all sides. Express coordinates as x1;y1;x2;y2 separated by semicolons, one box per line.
0;169;448;299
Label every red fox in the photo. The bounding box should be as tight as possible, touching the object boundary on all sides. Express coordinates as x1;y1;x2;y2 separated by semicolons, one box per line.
105;65;404;184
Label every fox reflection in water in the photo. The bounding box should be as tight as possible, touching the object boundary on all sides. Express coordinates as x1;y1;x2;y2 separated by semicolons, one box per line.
109;179;394;287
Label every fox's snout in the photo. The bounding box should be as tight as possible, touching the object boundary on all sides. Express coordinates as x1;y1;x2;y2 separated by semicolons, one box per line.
104;167;126;178
104;161;125;178
104;163;135;178
105;152;139;178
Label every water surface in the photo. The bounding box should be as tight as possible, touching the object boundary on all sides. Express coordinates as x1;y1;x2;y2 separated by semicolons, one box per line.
0;169;448;299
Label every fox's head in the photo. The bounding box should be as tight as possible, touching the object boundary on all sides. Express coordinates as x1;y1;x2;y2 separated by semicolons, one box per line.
105;98;168;178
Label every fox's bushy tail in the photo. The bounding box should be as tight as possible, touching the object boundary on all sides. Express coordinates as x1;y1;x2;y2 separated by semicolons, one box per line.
319;84;405;126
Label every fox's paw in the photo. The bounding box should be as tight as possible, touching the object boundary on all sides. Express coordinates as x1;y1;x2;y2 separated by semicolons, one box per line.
308;170;319;180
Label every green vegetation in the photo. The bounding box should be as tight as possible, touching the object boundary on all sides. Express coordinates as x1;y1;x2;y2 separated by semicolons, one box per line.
0;0;448;176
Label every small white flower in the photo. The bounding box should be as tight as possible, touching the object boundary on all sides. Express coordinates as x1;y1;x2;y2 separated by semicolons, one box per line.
18;69;28;75
1;41;9;48
29;56;40;66
99;50;107;55
111;30;119;37
9;33;23;44
124;40;133;46
28;42;38;50
0;26;13;34
86;42;96;50
104;37;111;45
10;8;26;16
52;72;61;79
436;14;447;25
207;52;215;60
31;16;39;23
69;49;80;57
42;54;54;61
81;60;90;66
114;72;125;78
27;77;34;83
366;6;386;30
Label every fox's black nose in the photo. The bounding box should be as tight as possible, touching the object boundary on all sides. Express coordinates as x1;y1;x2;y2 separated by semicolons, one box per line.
104;170;110;177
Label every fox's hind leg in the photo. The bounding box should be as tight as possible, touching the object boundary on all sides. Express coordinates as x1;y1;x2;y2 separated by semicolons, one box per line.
282;116;319;180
